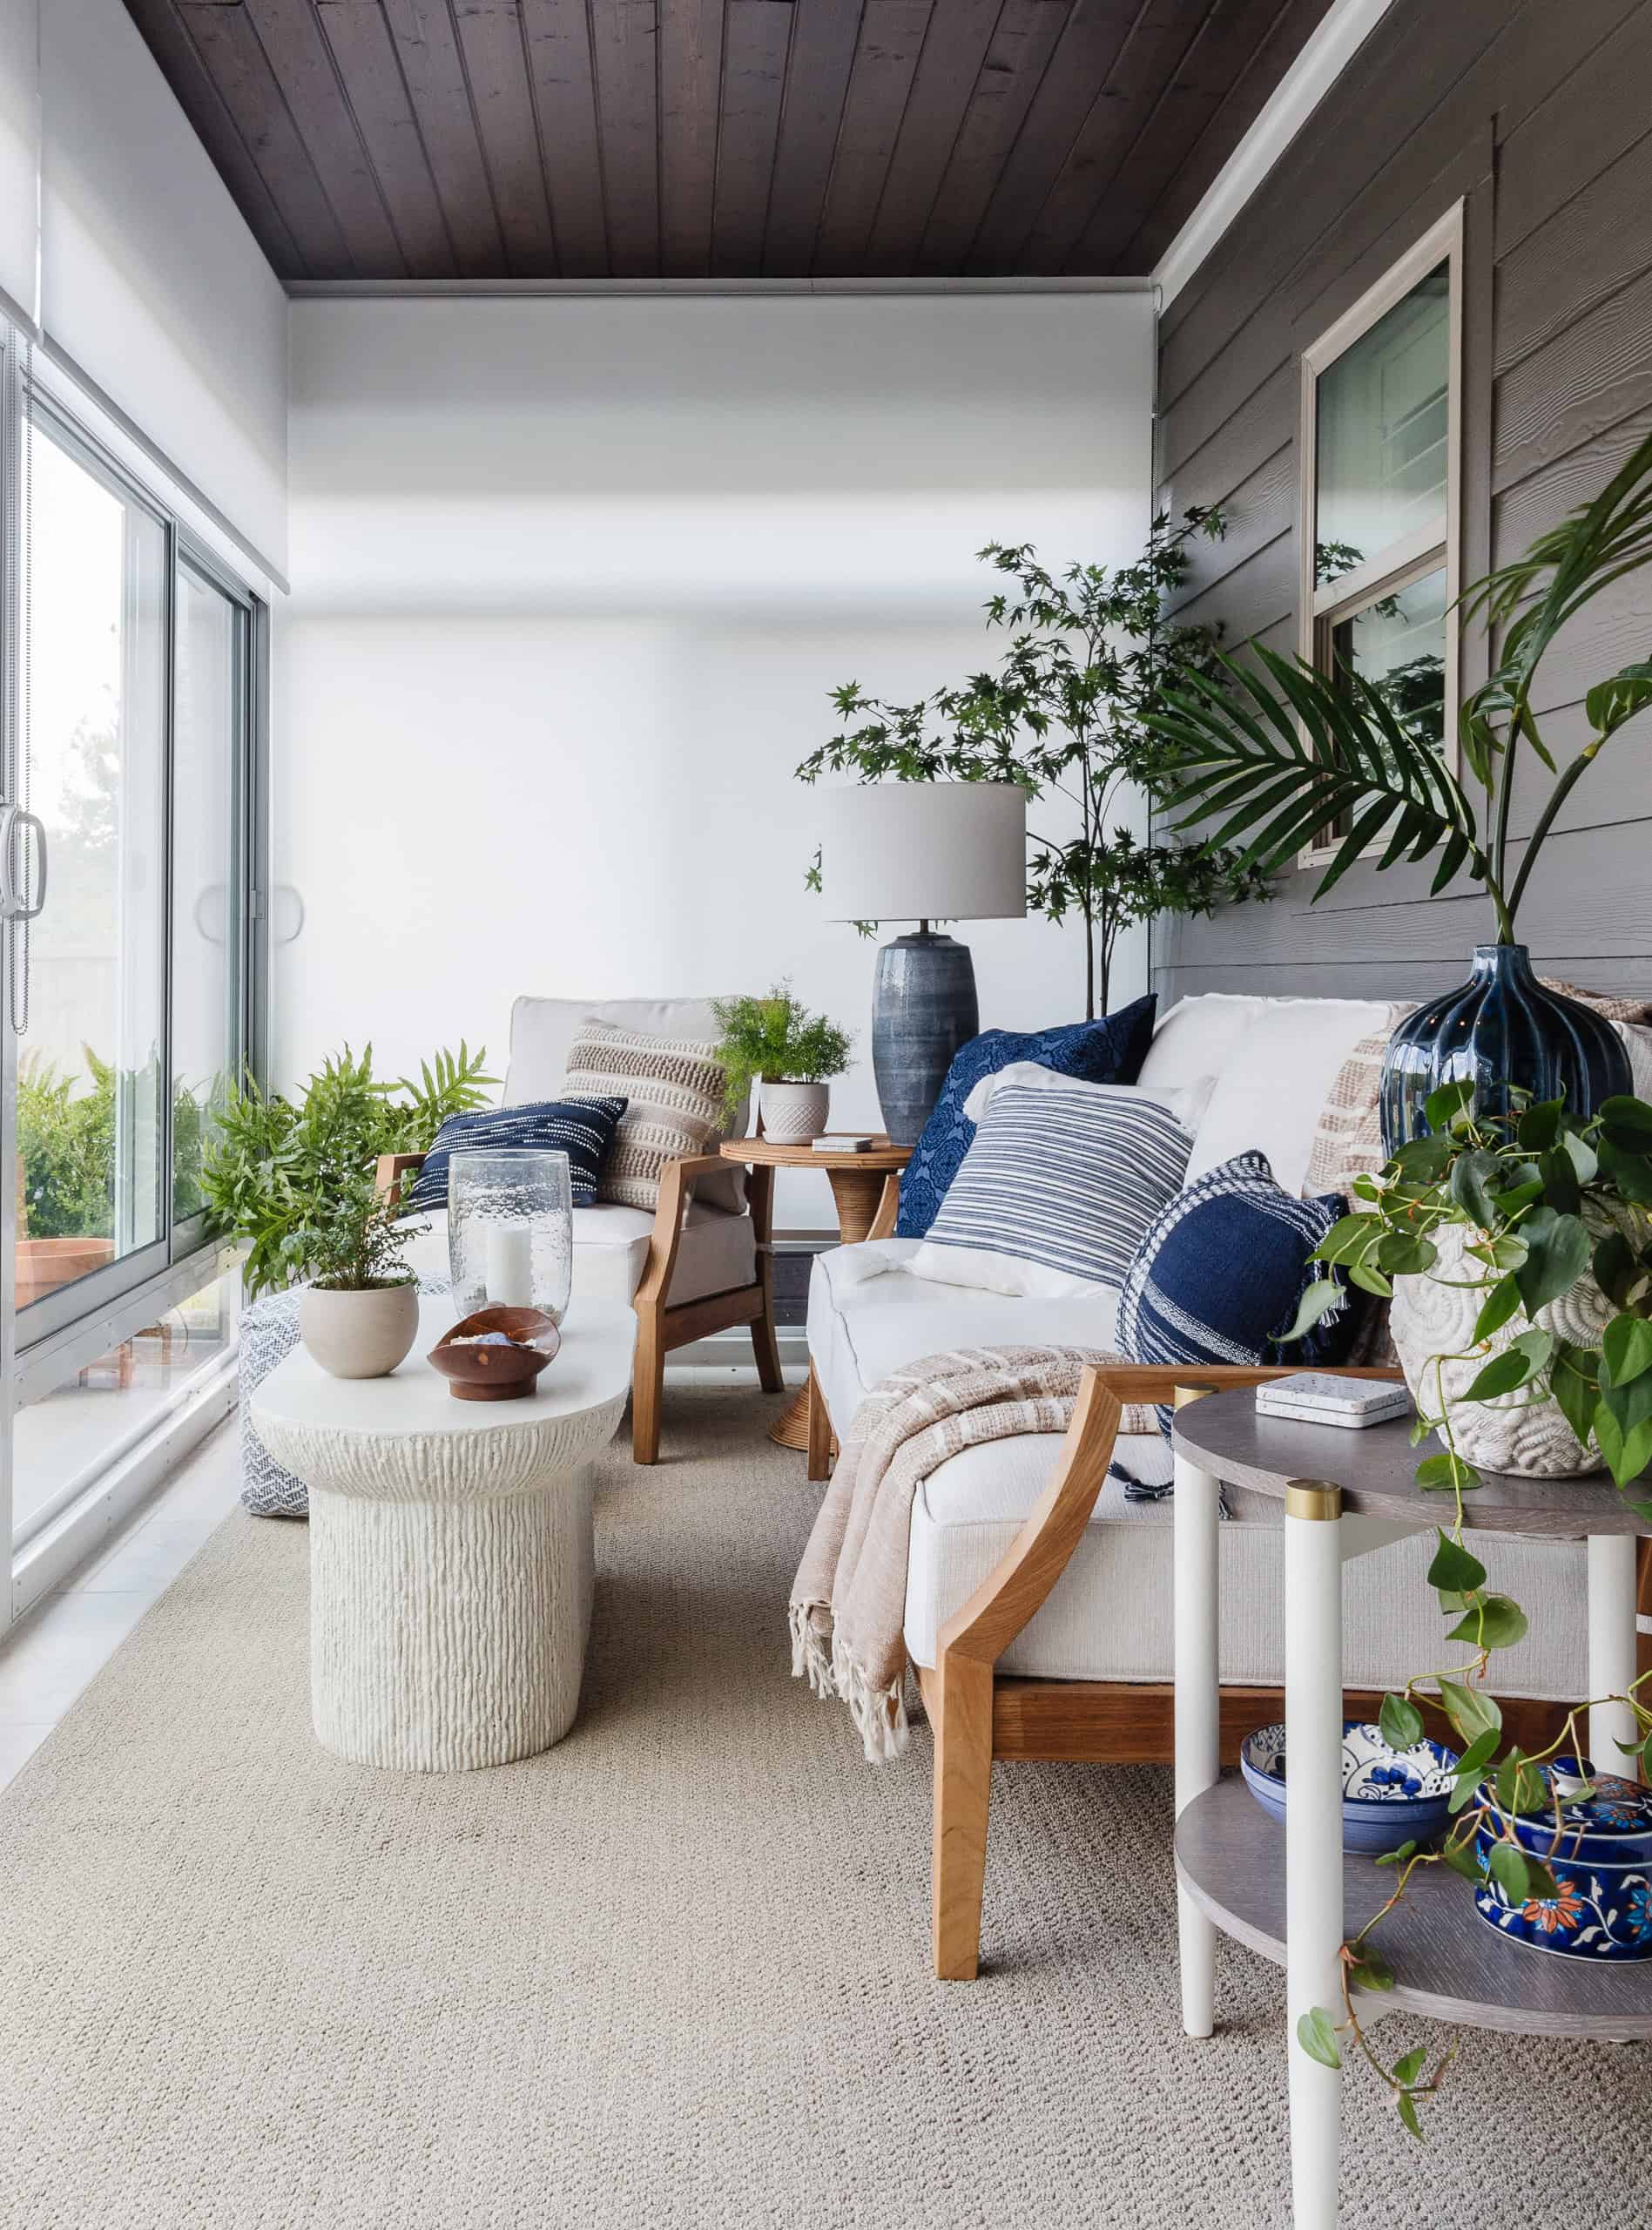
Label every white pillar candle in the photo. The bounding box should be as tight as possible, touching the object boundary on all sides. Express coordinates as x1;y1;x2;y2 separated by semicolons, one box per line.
484;1223;533;1308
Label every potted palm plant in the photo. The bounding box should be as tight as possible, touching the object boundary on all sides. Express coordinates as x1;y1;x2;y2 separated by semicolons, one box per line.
711;987;853;1145
1146;431;1652;1146
200;1042;494;1376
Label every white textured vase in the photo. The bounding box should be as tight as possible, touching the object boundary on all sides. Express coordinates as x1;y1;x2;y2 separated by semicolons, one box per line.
300;1282;421;1380
1389;1224;1611;1477
760;1078;830;1144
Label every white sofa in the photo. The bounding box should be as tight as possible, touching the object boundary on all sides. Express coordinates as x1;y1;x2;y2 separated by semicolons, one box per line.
806;991;1595;1704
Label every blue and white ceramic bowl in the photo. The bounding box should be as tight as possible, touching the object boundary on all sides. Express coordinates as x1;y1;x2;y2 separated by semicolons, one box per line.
1239;1721;1459;1855
1473;1818;1652;1961
1475;1758;1652;1868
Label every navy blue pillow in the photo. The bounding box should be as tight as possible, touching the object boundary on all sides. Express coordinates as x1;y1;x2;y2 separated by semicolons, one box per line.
401;1098;627;1217
893;995;1158;1238
1116;1150;1355;1439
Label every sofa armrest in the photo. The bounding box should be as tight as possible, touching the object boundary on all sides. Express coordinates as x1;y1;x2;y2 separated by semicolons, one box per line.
935;1360;1403;1671
374;1152;426;1209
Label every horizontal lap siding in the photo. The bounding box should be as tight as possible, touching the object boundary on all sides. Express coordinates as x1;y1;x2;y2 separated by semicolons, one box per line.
1151;0;1652;1014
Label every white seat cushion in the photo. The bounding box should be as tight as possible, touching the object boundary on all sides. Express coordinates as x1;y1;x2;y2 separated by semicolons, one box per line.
902;1430;1588;1700
807;1240;1120;1445
400;1198;753;1308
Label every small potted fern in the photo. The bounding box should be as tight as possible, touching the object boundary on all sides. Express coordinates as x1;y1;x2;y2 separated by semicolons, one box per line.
711;986;853;1145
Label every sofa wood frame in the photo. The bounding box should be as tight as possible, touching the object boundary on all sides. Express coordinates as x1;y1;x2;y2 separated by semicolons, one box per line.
375;1149;783;1463
806;1361;1652;1981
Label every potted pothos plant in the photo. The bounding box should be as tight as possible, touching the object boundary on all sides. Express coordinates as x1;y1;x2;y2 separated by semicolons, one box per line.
1285;1077;1652;2134
711;986;853;1145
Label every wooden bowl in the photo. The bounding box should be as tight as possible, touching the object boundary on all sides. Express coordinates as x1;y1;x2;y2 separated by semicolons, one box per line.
428;1307;562;1402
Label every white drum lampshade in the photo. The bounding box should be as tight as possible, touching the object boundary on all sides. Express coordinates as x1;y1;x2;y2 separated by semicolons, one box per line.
813;782;1028;1147
815;782;1027;923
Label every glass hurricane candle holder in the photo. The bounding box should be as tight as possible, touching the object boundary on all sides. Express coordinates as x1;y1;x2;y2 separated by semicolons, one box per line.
448;1148;574;1325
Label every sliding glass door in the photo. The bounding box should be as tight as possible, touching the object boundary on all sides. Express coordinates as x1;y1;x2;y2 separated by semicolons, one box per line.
2;362;263;1605
17;411;169;1331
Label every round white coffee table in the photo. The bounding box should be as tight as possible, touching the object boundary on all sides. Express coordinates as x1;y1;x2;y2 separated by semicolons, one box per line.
252;1298;636;1773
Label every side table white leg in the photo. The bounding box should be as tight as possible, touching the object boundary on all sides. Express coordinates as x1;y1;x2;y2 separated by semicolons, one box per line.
1588;1533;1640;1777
1174;1384;1222;2040
1285;1478;1344;2230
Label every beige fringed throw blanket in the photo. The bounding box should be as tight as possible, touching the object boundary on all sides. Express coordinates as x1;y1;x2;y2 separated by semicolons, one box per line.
789;1346;1150;1762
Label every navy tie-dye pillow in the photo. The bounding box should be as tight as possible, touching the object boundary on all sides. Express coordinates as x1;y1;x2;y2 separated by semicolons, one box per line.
893;994;1158;1238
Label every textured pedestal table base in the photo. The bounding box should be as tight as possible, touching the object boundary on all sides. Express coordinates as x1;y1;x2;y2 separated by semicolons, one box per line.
308;1461;597;1770
252;1301;637;1774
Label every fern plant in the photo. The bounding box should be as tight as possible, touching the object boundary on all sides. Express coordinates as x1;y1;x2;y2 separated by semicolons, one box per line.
710;987;853;1123
200;1041;494;1298
1146;429;1652;932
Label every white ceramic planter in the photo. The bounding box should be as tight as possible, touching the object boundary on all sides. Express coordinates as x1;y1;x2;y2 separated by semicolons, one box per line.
759;1078;830;1145
1389;1224;1611;1477
300;1282;421;1380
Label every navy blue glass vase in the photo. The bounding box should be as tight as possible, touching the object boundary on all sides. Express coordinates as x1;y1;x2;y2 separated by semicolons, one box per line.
1379;943;1631;1155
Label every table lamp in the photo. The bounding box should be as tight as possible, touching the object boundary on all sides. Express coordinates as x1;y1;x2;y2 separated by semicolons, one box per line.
816;782;1027;1145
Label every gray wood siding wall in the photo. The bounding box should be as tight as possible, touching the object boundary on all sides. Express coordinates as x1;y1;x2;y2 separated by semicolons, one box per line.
1151;0;1652;1010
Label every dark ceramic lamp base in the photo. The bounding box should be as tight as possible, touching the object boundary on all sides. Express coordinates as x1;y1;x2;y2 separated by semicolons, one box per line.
871;929;980;1145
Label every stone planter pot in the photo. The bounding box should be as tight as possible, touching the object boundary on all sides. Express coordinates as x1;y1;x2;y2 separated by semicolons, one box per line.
1389;1224;1611;1477
759;1078;830;1145
300;1282;421;1380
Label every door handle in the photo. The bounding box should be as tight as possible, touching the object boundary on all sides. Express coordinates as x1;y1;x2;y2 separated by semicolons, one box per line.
0;804;45;922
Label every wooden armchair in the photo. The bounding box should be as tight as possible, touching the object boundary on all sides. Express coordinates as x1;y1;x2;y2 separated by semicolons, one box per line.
914;1360;1634;1983
374;1149;782;1464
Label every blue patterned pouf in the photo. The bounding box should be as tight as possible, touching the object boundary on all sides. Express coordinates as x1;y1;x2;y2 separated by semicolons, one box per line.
238;1280;448;1518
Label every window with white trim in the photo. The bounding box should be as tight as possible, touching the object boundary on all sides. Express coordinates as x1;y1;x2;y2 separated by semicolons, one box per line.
1299;205;1462;858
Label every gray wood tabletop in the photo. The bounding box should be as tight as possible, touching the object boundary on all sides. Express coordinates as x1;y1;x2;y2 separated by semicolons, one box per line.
1177;1778;1652;2037
1172;1389;1649;1540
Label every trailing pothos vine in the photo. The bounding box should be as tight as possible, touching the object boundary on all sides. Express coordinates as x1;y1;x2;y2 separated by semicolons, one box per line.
1287;1077;1652;2135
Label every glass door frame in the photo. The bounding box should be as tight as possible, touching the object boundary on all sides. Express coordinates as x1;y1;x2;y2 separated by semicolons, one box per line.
13;377;266;1356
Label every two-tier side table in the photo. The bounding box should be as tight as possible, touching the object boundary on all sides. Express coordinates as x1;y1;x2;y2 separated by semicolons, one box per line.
719;1134;910;1450
1170;1388;1652;2227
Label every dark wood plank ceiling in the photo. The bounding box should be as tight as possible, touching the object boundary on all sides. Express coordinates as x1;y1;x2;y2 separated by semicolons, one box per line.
122;0;1333;282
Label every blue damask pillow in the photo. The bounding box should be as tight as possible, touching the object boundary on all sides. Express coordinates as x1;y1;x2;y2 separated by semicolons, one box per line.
1116;1150;1355;1439
401;1097;628;1217
893;994;1157;1237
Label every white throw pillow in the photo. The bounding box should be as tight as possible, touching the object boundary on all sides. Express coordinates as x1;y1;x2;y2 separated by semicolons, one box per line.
912;1077;1202;1298
961;1060;1217;1139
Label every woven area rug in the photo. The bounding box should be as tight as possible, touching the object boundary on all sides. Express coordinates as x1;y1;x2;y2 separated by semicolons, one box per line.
0;1389;1648;2229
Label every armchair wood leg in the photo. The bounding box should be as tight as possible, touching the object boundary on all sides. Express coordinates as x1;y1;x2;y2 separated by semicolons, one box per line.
751;1308;784;1395
806;1365;833;1482
631;1316;664;1466
925;1656;995;1982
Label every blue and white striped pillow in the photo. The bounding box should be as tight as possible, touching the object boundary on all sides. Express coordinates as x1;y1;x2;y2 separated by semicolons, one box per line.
401;1097;627;1217
920;1079;1197;1292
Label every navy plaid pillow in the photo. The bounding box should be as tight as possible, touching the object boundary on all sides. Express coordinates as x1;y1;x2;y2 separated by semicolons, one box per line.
401;1097;627;1216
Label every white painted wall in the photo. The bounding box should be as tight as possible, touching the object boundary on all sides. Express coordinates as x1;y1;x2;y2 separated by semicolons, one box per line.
280;291;1155;1222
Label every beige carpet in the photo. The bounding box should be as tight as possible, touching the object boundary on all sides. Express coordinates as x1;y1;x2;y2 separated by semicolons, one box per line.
1;1389;1649;2229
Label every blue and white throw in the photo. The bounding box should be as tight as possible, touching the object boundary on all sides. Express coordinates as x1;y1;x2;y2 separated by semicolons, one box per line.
1116;1148;1353;1467
401;1096;627;1216
921;1078;1197;1292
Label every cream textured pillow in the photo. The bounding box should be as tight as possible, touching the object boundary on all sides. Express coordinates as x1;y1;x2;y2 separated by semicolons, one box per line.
563;1021;732;1212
